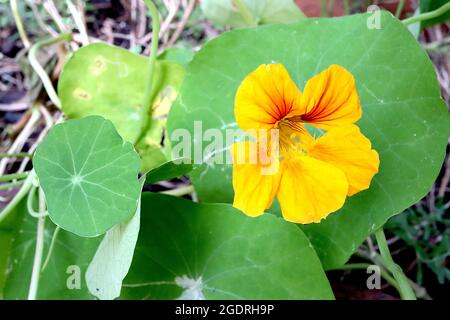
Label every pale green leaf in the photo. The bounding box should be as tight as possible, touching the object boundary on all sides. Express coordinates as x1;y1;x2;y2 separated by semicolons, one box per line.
85;177;145;300
58;43;184;144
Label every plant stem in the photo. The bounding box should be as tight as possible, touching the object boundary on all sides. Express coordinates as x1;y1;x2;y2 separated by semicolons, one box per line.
142;0;160;110
395;0;405;18
0;180;24;191
0;172;29;182
0;170;36;225
41;226;60;271
343;0;350;15
27;188;46;300
375;228;416;300
27;185;48;218
402;2;450;26
28;33;72;109
10;0;31;49
320;0;328;17
0;152;32;159
66;0;89;45
234;0;257;26
423;36;450;52
0;107;40;175
160;185;194;197
328;262;400;293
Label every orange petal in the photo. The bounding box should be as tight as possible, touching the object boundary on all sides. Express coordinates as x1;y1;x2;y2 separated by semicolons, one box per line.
296;64;361;130
235;64;302;133
277;156;348;224
308;125;380;196
231;141;282;217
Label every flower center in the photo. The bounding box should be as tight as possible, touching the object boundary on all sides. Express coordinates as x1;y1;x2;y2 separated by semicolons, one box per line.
276;117;312;160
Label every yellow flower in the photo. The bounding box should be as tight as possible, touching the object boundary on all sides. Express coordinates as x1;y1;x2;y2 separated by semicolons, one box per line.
231;64;380;224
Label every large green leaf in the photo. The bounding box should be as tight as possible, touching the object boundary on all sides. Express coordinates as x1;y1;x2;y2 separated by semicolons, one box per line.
167;13;450;269
121;193;333;300
58;43;184;144
2;202;101;299
33;116;141;237
201;0;304;28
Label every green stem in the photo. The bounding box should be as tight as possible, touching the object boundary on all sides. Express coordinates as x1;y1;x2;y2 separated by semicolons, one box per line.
423;36;450;52
0;172;29;182
328;262;400;293
160;185;194;197
343;0;350;15
375;228;416;300
0;152;32;159
320;0;328;17
66;0;89;45
142;0;161;110
402;2;450;26
395;0;405;18
41;226;60;271
0;170;36;225
234;0;257;26
27;185;48;218
28;33;72;109
0;180;24;191
10;0;30;49
27;188;46;300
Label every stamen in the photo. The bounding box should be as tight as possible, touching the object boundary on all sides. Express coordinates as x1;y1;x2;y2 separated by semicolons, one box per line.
276;118;310;159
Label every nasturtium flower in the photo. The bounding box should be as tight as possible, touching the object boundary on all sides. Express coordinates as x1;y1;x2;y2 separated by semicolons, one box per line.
231;63;380;224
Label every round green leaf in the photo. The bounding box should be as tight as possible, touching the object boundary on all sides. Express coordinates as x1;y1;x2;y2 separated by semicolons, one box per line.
167;13;450;268
121;193;334;300
33;116;141;237
58;43;184;144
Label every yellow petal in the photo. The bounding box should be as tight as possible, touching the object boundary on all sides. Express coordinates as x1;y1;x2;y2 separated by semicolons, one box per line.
277;156;348;224
235;64;302;133
231;141;282;217
309;125;380;196
296;64;361;130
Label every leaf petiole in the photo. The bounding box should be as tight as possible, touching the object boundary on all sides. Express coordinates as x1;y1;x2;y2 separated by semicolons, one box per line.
0;170;36;225
0;172;29;182
27;188;46;300
159;185;194;197
0;180;25;191
142;0;161;110
328;262;400;293
28;33;72;109
375;227;416;300
402;2;450;26
0;152;32;159
27;185;49;218
41;226;61;271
